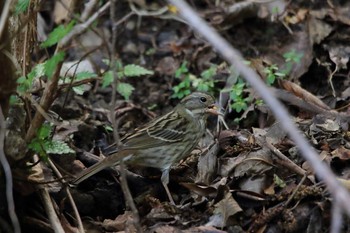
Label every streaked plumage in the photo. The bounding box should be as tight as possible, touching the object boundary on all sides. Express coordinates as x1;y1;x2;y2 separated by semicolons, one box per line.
72;92;219;203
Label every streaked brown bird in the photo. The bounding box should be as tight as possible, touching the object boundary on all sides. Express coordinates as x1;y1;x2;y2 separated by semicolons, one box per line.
72;92;220;203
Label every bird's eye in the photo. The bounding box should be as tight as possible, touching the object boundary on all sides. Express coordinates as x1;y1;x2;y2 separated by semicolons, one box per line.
200;97;207;103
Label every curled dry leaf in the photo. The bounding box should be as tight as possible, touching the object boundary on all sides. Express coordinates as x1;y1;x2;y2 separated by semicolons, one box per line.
279;79;331;110
232;148;274;178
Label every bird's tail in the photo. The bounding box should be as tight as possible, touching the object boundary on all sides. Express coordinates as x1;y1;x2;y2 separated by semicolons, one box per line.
71;159;114;185
71;150;130;185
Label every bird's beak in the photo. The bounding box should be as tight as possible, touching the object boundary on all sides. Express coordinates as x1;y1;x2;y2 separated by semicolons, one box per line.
206;104;223;116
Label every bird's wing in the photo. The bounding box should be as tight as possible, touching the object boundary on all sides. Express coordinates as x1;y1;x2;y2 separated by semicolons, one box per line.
120;109;189;150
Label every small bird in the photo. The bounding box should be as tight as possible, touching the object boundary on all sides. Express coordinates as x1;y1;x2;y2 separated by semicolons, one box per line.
72;92;220;203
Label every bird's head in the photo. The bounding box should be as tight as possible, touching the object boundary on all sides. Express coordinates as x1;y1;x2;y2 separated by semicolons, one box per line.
179;92;221;118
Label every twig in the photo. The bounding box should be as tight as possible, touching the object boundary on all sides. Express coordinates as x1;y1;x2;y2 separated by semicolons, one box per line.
21;0;31;77
285;174;306;206
128;1;187;24
109;0;121;147
47;159;84;233
129;2;168;16
25;57;63;142
24;94;61;126
0;107;21;233
58;77;102;91
266;140;306;177
119;161;142;233
59;47;101;118
25;155;63;233
58;1;110;49
81;0;100;21
39;187;65;233
109;1;141;231
167;0;350;218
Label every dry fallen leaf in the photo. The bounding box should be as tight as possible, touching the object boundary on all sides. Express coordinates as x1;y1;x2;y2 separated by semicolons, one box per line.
196;142;219;185
207;191;242;228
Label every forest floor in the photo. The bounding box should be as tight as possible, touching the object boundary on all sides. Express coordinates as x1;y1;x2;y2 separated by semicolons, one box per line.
7;0;350;232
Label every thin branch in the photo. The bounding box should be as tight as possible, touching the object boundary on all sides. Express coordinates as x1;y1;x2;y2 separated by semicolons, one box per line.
109;1;141;231
129;2;168;16
58;1;110;49
119;161;142;233
0;106;21;233
266;140;306;177
167;0;350;217
47;159;84;233
285;174;307;206
109;0;121;147
81;0;100;21
39;187;65;233
0;0;13;40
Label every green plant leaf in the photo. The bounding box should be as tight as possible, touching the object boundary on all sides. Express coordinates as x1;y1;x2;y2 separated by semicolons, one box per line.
76;71;97;80
283;50;303;63
37;124;52;140
41;20;75;48
230;82;245;99
44;140;74;154
32;63;46;78
117;82;135;100
273;174;286;188
102;71;113;88
102;59;110;66
123;64;154;77
255;99;264;105
116;61;124;71
201;66;217;80
17;76;31;93
72;86;85;95
175;61;188;78
28;139;46;157
274;72;286;77
15;0;30;15
104;125;114;132
17;63;46;93
231;98;248;113
117;71;124;79
266;73;276;85
45;52;65;79
59;71;97;95
197;84;209;92
9;95;20;105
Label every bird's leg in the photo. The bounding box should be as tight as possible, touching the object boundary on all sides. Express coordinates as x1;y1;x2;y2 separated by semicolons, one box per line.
161;169;175;205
